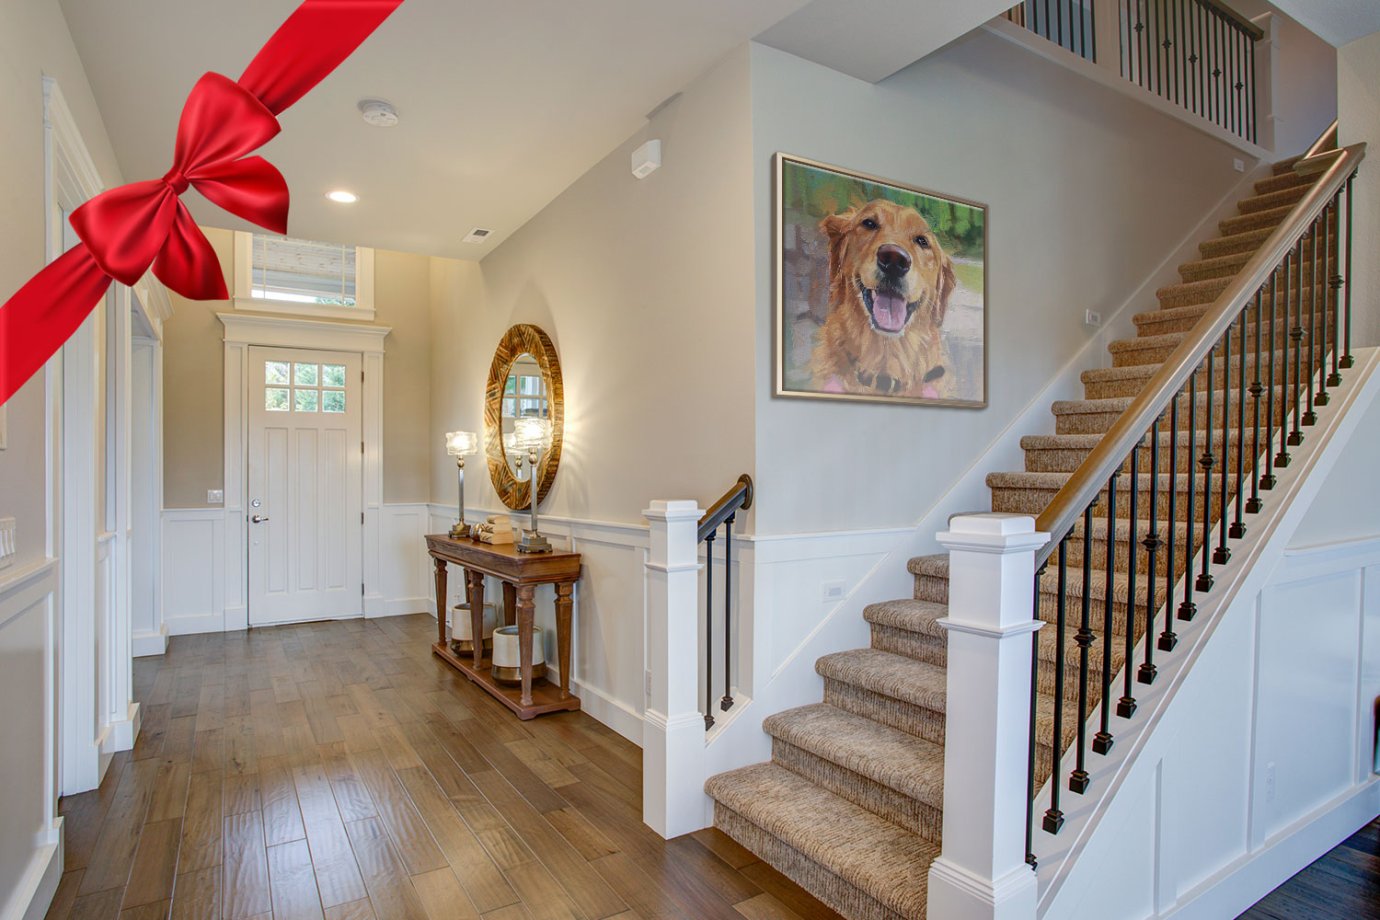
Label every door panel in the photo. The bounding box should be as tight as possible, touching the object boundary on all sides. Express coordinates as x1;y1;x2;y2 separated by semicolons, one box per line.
248;346;362;625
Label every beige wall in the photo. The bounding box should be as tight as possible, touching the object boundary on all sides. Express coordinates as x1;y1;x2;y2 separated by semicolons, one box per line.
429;46;757;525
750;34;1249;533
1338;31;1380;351
162;228;434;507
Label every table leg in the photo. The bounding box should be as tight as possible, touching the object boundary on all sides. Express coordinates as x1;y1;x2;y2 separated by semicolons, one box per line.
555;583;574;700
467;569;487;669
433;557;447;648
517;584;536;707
502;582;517;627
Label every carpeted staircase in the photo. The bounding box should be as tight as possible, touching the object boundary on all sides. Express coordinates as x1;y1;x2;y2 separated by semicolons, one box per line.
705;158;1328;920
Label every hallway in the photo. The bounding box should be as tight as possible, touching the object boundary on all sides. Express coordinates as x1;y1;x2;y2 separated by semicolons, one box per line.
42;614;840;920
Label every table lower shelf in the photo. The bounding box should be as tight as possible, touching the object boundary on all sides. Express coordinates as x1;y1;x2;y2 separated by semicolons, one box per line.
431;642;580;720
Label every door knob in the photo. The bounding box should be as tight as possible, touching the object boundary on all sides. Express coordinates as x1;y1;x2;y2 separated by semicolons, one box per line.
251;514;270;523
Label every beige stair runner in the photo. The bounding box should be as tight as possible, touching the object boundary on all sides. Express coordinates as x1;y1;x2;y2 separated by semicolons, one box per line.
705;158;1331;920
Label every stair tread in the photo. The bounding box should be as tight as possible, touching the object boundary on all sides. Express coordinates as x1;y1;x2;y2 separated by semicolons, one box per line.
816;649;948;712
864;598;948;638
1021;431;1240;451
707;763;935;918
764;703;945;808
910;552;1160;605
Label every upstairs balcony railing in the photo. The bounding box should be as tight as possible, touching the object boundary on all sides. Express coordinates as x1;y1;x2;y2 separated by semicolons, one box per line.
1003;0;1263;144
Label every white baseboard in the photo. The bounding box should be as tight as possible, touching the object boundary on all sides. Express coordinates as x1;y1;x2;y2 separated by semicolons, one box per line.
103;702;141;754
132;625;167;658
1169;782;1380;920
385;596;431;618
573;678;644;747
165;611;227;637
5;818;62;920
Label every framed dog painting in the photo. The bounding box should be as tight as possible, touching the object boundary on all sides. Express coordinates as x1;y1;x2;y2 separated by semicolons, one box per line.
774;153;987;407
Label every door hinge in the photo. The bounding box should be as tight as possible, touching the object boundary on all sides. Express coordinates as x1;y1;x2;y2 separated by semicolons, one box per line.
361;583;365;596
361;512;365;525
361;369;364;382
361;441;365;455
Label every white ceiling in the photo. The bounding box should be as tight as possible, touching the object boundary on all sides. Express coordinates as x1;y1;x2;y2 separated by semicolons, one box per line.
58;0;810;259
1263;0;1380;46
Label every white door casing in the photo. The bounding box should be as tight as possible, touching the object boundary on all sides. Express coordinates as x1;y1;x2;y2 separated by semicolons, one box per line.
247;347;363;625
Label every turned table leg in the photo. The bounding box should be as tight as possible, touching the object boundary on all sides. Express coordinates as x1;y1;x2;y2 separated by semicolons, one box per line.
467;569;487;669
555;583;574;700
517;584;536;707
433;557;447;648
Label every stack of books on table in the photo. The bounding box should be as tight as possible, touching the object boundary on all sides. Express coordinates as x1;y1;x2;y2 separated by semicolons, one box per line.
472;515;515;545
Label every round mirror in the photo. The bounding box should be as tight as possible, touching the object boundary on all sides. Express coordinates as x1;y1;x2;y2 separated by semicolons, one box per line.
485;325;563;510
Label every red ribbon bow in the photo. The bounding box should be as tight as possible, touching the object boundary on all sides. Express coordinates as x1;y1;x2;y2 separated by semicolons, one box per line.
0;0;404;406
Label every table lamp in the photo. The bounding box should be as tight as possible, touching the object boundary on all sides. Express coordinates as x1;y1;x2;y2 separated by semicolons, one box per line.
513;416;553;553
445;430;479;539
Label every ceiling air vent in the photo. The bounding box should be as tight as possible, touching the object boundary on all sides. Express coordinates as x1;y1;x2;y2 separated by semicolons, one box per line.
462;228;492;244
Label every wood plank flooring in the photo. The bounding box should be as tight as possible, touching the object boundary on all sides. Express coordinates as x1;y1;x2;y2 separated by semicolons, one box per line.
45;614;844;920
1238;818;1380;919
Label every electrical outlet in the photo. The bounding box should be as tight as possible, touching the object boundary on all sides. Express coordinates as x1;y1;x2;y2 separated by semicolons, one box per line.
1084;309;1102;327
1234;157;1246;172
822;580;845;603
1265;762;1276;802
207;489;224;505
0;517;14;570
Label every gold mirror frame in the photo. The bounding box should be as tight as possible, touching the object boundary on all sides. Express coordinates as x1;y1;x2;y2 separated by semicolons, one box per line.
485;324;564;510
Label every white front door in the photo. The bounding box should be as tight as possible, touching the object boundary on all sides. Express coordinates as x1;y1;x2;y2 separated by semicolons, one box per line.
247;346;363;625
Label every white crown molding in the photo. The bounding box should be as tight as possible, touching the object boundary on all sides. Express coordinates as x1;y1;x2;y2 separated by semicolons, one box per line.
216;312;391;353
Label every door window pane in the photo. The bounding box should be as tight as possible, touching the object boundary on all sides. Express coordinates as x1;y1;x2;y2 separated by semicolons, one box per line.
322;364;346;387
265;361;290;384
294;363;319;386
294;389;319;412
265;387;290;411
322;390;346;413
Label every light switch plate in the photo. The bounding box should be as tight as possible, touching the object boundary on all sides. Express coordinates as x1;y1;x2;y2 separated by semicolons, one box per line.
0;517;15;570
207;489;225;505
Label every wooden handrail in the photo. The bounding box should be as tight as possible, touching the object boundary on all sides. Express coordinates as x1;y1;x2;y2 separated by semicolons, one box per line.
1198;0;1265;41
1033;141;1365;564
698;475;753;543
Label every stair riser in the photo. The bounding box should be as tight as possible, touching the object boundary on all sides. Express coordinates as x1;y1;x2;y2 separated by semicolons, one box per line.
1025;439;1248;474
1219;209;1288;236
771;739;943;844
1183;231;1327;281
913;575;1161;638
1200;227;1273;259
822;679;945;746
1135;306;1336;339
1056;398;1283;434
869;623;946;669
1237;185;1310;214
1082;352;1291;398
1254;172;1312;195
991;479;1243;523
1157;274;1333;311
714;805;906;920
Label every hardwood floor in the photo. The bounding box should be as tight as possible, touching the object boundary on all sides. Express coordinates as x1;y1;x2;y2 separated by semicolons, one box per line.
1238;818;1380;919
45;614;844;920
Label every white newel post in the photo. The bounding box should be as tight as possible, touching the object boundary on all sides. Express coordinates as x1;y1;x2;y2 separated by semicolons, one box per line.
928;514;1049;920
643;500;708;838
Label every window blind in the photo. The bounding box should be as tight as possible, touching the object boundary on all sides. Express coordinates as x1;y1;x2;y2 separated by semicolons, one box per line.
252;234;357;304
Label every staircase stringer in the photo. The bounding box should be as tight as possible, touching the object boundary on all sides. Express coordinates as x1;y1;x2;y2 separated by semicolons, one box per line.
1032;346;1380;918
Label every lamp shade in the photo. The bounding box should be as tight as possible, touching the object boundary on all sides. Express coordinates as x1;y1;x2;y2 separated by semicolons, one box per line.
445;430;479;456
513;416;553;451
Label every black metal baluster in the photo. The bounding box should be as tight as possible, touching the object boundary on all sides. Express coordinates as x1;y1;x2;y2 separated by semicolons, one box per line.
1231;307;1248;537
721;515;735;712
1160;395;1181;651
1328;195;1344;388
1089;0;1097;62
704;530;716;730
1342;174;1355;368
1289;239;1305;446
1277;251;1294;464
1070;504;1095;794
1234;29;1243;138
1197;346;1216;591
1303;218;1320;424
1118;444;1140;719
1181;370;1200;618
1262;267;1280;486
1214;317;1232;563
1154;0;1165;97
1317;203;1333;406
1172;0;1182;106
1056;0;1063;50
1140;416;1162;685
1093;474;1117;756
1044;539;1069;833
1122;0;1132;80
1141;0;1151;89
1027;559;1044;867
1246;287;1264;514
1248;28;1257;142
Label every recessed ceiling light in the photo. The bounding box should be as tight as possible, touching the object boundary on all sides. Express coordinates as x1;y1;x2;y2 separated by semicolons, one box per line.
327;190;358;204
358;99;399;127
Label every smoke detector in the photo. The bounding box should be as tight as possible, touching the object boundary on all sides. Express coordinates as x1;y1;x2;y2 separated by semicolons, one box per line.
358;99;399;127
462;228;492;244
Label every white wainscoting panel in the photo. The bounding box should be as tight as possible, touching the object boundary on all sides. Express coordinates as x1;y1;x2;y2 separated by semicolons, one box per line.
161;509;226;636
378;503;433;618
0;559;62;920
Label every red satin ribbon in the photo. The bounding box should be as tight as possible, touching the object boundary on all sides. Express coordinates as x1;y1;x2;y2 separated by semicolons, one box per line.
0;0;404;406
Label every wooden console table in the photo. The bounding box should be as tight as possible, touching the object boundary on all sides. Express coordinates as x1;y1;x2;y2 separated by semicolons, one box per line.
426;534;581;719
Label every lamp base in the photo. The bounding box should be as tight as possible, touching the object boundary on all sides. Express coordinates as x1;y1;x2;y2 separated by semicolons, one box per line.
517;530;552;554
449;522;471;540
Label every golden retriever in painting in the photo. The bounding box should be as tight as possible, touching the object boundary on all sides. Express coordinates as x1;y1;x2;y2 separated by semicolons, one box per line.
811;199;957;399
